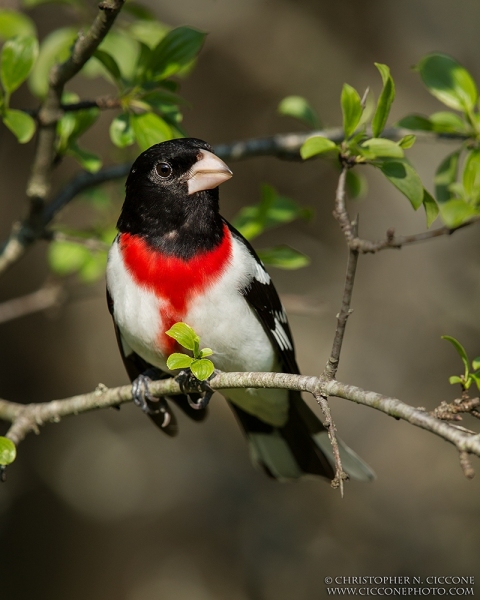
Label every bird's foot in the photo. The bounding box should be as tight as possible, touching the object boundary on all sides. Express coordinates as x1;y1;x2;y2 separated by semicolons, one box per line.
176;369;215;410
131;369;172;428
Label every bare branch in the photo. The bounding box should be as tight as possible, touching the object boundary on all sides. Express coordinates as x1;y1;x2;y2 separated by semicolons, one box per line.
0;284;65;325
1;372;479;480
323;177;359;381
314;392;347;495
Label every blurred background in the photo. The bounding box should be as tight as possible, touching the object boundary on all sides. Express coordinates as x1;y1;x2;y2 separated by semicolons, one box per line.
1;0;480;598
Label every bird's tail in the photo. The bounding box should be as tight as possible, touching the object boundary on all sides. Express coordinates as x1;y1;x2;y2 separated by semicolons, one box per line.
229;392;375;482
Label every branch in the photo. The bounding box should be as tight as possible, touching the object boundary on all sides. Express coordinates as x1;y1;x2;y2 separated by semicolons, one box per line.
28;0;125;203
0;283;65;325
0;0;125;277
1;372;479;476
331;163;480;253
0;124;477;277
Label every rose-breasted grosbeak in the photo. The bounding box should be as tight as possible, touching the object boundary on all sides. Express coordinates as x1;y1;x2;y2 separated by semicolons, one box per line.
106;138;374;481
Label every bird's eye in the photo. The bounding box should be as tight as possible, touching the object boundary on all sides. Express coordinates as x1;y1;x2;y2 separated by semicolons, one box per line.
156;162;172;178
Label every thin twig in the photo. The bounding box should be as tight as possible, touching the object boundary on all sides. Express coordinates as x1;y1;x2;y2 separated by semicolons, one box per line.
314;392;347;496
324;209;359;379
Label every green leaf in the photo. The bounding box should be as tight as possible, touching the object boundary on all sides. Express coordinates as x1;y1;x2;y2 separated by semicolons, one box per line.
1;35;38;94
0;9;36;39
462;148;480;204
372;63;395;137
110;113;135;148
438;199;479;228
278;95;320;129
67;143;102;173
300;136;338;159
434;150;460;204
200;348;213;358
3;108;35;143
190;358;214;381
442;335;470;375
422;188;439;228
377;159;424;209
29;27;76;97
257;245;310;270
139;89;184;109
79;252;107;283
341;84;363;138
131;112;172;151
346;170;368;199
396;114;433;131
232;184;312;241
398;134;416;149
48;241;90;276
360;138;404;158
146;26;206;81
448;375;464;386
95;30;139;81
166;352;194;370
470;373;480;391
429;111;469;134
57;104;99;154
357;88;375;128
165;322;200;352
93;49;122;85
128;20;169;48
472;358;480;371
416;53;478;112
0;437;16;466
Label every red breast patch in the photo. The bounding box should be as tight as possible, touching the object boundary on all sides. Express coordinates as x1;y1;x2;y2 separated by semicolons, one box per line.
119;224;232;353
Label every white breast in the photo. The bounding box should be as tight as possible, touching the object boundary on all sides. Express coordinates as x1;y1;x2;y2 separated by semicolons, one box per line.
106;241;169;370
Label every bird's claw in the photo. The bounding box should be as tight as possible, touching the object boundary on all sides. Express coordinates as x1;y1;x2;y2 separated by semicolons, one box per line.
176;369;215;411
131;372;172;429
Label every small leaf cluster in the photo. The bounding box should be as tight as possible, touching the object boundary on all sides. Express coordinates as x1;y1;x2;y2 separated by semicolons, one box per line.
0;4;206;170
0;9;38;143
101;23;205;152
299;63;437;226
57;91;101;172
399;53;480;228
166;323;215;381
442;336;480;392
232;184;312;269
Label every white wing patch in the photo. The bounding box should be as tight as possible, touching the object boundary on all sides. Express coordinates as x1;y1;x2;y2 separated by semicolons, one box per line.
254;262;271;285
272;318;293;351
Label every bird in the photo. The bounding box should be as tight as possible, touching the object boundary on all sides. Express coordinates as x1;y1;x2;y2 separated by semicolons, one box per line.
106;137;374;482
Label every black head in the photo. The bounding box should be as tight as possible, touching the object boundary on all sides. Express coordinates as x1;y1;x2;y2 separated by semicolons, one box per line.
117;138;233;257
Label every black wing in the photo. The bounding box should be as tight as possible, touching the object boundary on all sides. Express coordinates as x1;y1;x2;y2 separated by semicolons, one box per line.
225;221;300;375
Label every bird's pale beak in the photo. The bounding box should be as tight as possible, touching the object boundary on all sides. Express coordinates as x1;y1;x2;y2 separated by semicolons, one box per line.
186;150;233;195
